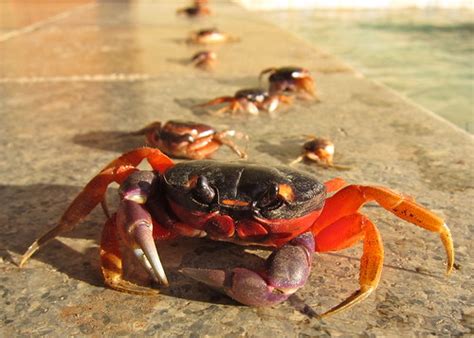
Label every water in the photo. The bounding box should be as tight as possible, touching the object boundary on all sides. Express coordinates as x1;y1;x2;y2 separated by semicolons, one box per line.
261;9;474;133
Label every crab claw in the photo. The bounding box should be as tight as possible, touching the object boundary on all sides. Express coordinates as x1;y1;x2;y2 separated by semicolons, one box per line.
182;232;314;306
117;199;169;286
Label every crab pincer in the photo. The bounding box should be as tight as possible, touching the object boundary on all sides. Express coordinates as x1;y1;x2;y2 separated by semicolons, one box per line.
182;232;314;306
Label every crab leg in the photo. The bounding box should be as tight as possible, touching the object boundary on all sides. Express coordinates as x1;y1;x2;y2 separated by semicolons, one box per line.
214;101;243;115
19;148;174;267
315;213;383;316
314;184;454;274
295;77;317;99
310;184;454;316
258;67;276;84
182;232;315;306
214;130;248;159
198;96;234;108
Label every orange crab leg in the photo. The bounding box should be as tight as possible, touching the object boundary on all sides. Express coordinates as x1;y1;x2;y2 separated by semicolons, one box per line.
214;131;248;159
198;96;235;107
100;216;159;295
214;101;243;115
315;213;383;317
295;77;317;99
324;177;348;193
187;137;221;159
313;184;454;273
19;148;174;267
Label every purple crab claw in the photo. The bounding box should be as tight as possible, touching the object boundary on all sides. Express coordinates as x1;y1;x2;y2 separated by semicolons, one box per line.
117;199;169;286
182;232;315;306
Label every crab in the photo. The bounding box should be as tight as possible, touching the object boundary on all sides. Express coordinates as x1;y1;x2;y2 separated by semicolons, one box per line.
187;28;239;45
177;4;211;17
259;66;317;100
190;51;217;70
291;135;349;170
198;88;292;115
130;120;247;160
19;148;454;317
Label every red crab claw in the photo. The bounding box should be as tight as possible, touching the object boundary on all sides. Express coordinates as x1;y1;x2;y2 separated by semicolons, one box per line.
181;232;315;306
19;148;174;269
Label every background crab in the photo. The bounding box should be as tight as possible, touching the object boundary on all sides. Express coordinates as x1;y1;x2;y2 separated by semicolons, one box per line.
198;88;292;115
260;66;318;100
187;28;239;44
130;120;247;160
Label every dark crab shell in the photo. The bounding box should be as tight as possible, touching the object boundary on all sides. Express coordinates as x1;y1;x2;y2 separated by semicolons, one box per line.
157;120;216;145
234;88;268;103
162;161;326;221
268;67;310;82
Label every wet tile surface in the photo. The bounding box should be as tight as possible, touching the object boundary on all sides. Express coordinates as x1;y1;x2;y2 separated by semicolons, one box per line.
0;1;473;336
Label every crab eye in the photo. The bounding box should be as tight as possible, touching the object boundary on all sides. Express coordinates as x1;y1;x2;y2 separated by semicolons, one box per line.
257;182;282;210
192;176;216;204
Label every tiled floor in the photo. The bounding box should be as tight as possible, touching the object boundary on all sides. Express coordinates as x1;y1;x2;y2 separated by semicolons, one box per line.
0;1;472;336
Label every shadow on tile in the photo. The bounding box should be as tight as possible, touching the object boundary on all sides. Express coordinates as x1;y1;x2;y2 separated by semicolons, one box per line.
166;57;191;66
213;75;259;88
72;130;145;153
174;97;210;116
0;183;270;304
255;136;302;163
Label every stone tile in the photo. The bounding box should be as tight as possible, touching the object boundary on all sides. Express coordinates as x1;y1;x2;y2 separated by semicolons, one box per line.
0;0;93;30
0;1;472;336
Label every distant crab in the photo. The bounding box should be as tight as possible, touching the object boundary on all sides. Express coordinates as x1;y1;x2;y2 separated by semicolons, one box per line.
176;3;211;17
187;28;239;44
260;66;317;100
291;136;349;170
131;120;247;160
198;88;292;115
190;51;217;70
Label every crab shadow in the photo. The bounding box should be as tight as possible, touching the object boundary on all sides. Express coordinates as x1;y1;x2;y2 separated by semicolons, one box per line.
166;57;191;66
0;183;269;305
213;75;259;88
255;136;303;163
174;97;211;116
71;130;145;153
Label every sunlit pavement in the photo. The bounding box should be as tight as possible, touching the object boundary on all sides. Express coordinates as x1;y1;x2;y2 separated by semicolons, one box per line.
0;1;472;336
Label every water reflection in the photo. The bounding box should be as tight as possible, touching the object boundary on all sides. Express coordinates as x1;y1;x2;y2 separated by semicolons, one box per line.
261;9;474;133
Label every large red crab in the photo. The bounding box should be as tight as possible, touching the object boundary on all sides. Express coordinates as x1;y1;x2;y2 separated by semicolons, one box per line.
19;148;454;316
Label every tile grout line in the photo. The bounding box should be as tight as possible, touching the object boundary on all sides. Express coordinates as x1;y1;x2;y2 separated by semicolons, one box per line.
0;74;156;84
0;2;97;43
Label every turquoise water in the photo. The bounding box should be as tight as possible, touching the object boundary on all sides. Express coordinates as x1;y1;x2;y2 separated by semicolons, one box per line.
261;9;474;133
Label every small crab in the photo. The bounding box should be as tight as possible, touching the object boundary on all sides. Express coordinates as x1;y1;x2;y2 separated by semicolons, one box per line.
131;120;247;160
20;148;454;317
176;4;211;17
260;66;317;100
190;51;217;70
198;88;292;115
291;135;349;170
187;28;239;45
